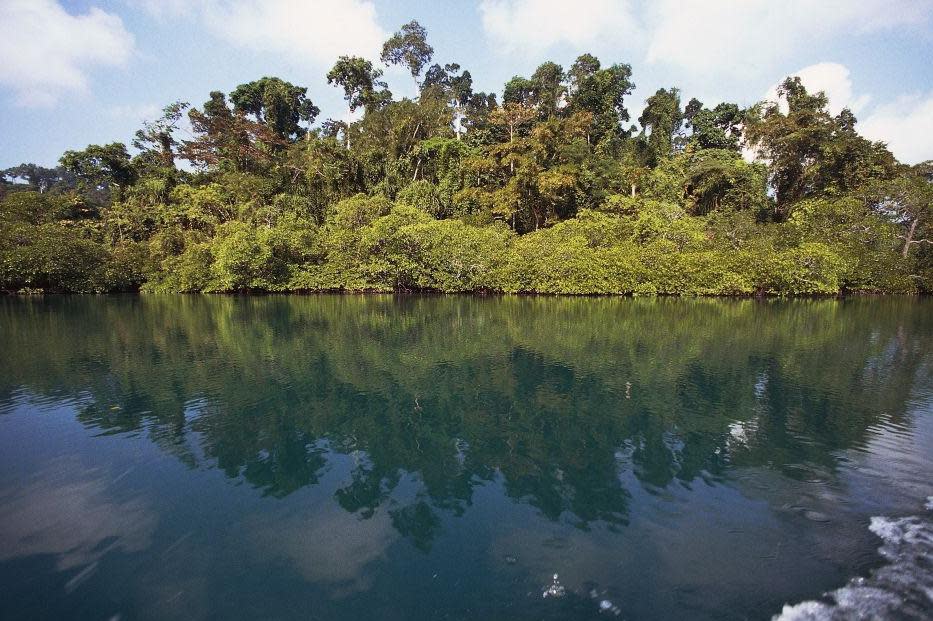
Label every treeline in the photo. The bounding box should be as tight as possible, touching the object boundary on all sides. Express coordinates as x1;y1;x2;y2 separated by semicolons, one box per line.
1;20;931;295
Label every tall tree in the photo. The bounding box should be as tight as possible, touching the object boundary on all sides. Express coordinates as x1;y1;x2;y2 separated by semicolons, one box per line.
530;62;566;118
638;88;683;166
746;77;896;219
566;56;634;145
60;143;137;205
133;101;190;169
327;56;391;148
866;166;933;257
502;76;536;107
381;20;434;89
230;77;319;141
684;99;744;152
182;92;284;173
422;63;474;138
1;164;76;194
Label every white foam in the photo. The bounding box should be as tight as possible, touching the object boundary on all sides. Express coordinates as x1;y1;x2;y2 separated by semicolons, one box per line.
542;573;565;599
773;600;833;620
773;505;933;620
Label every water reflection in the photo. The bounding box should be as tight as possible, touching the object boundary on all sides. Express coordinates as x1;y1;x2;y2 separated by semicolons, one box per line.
0;459;156;573
1;297;931;536
0;295;931;620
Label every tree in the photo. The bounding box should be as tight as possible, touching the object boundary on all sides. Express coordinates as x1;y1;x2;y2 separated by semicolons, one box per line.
502;76;536;107
566;56;634;145
683;149;768;215
488;103;536;170
745;77;896;219
567;54;600;94
745;77;831;216
327;56;391;148
230;77;319;141
381;20;434;88
1;163;76;194
60;142;137;205
133;101;190;169
638;88;683;166
530;62;566;118
422;63;474;138
182;92;285;173
867;167;933;257
684;99;744;152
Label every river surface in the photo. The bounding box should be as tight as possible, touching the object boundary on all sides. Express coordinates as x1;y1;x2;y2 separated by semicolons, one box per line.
0;295;931;620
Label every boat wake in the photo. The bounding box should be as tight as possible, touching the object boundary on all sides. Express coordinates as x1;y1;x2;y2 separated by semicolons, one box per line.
773;498;933;620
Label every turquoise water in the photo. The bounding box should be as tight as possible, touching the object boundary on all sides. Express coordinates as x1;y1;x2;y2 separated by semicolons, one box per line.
0;296;931;620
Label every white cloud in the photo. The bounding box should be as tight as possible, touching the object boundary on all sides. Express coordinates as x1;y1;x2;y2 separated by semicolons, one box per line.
479;0;640;56
0;461;156;573
108;102;164;123
128;0;198;20
860;94;933;164
202;0;387;66
478;1;930;72
0;0;135;107
763;62;871;116
644;0;929;79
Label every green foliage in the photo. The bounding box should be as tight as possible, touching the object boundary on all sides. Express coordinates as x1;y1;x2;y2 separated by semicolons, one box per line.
745;77;897;219
756;243;847;295
381;21;434;84
2;40;926;296
327;56;390;115
60;142;137;206
230;77;319;141
0;221;108;292
638;88;683;165
0;191;73;224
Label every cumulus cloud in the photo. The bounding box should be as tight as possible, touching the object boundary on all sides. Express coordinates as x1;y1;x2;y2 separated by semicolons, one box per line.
860;94;933;165
199;0;386;66
644;0;928;79
480;0;640;56
479;1;929;84
0;0;135;107
130;0;386;66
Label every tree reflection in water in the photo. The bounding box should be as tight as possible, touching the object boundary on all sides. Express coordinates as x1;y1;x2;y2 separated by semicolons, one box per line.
1;294;930;551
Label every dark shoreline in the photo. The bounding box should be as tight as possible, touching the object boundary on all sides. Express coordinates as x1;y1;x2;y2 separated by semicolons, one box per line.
3;289;927;299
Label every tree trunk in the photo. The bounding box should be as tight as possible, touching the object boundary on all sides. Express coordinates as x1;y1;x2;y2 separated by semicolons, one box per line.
453;102;462;140
902;218;918;257
346;105;352;150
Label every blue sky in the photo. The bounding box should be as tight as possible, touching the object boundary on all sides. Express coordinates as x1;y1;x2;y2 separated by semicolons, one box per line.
1;0;932;168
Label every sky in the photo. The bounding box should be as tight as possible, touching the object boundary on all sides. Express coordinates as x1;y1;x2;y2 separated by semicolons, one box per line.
1;0;932;168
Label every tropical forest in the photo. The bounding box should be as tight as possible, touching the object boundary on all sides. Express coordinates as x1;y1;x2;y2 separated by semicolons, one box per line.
2;20;931;296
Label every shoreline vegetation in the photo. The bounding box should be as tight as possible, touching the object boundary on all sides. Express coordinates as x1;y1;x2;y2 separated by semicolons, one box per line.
2;21;931;296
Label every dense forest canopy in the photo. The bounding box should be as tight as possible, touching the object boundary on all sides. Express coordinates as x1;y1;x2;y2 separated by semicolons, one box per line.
1;20;931;295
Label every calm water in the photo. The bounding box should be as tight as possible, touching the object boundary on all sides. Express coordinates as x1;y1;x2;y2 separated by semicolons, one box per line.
1;295;931;621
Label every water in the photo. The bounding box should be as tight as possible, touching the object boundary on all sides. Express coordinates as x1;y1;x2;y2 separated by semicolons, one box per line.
0;295;931;621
